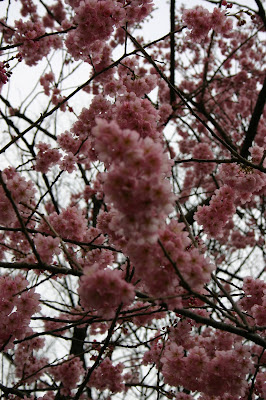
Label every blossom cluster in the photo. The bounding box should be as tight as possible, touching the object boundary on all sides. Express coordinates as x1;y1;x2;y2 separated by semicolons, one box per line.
195;185;235;238
34;234;61;264
14;336;48;384
65;0;153;64
78;268;135;318
0;167;36;226
40;72;55;96
39;206;88;242
89;358;125;393
65;0;125;63
125;220;214;306
115;94;160;140
111;60;158;98
0;61;9;85
13;18;62;65
238;276;266;327
192;142;215;176
52;356;84;396
55;89;163;172
0;274;40;350
92;118;174;244
144;321;253;398
0;1;265;399
230;229;256;249
42;0;66;28
58;94;112;166
183;6;233;42
35;142;61;174
219;162;266;204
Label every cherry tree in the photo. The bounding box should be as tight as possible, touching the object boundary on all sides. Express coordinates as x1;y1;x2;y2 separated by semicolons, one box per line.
0;0;265;399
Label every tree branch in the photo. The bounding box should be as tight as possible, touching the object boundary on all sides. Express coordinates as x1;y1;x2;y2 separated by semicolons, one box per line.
240;76;266;158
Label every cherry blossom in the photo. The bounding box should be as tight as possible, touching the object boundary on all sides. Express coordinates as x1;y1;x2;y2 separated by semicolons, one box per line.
0;1;265;399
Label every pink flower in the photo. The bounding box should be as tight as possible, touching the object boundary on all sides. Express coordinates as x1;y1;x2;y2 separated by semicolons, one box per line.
89;358;125;393
78;268;135;317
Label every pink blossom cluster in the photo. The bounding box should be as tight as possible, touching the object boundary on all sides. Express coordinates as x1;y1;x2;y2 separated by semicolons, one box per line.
59;152;78;173
14;336;48;384
40;206;88;242
97;211;214;307
20;0;37;17
195;185;235;238
144;322;253;398
78;268;135;318
0;274;40;350
124;220;214;306
4;167;36;203
0;167;36;226
192;142;215;176
83;173;104;202
113;59;157;98
238;276;266;327
97;209;128;249
42;0;66;28
183;6;233;42
35;142;61;173
162;341;251;396
159;221;214;291
92;119;174;244
59;92;163;169
89;358;125;393
58;95;112;165
0;185;16;226
65;0;154;64
230;230;256;249
65;0;126;63
249;145;265;163
0;61;9;85
122;0;153;24
255;371;266;399
104;79;127;98
219;162;266;203
83;226;105;245
57;131;81;155
52;356;84;396
0;18;14;45
115;94;160;140
142;330;164;367
13;18;62;66
3;221;38;264
34;234;61;264
51;87;67;112
56;131;80;172
78;247;114;272
158;103;173;126
40;72;55;96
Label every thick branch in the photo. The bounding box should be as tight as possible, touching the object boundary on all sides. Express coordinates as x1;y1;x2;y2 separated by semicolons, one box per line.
0;261;82;276
170;0;176;104
240;76;266;158
255;0;266;28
